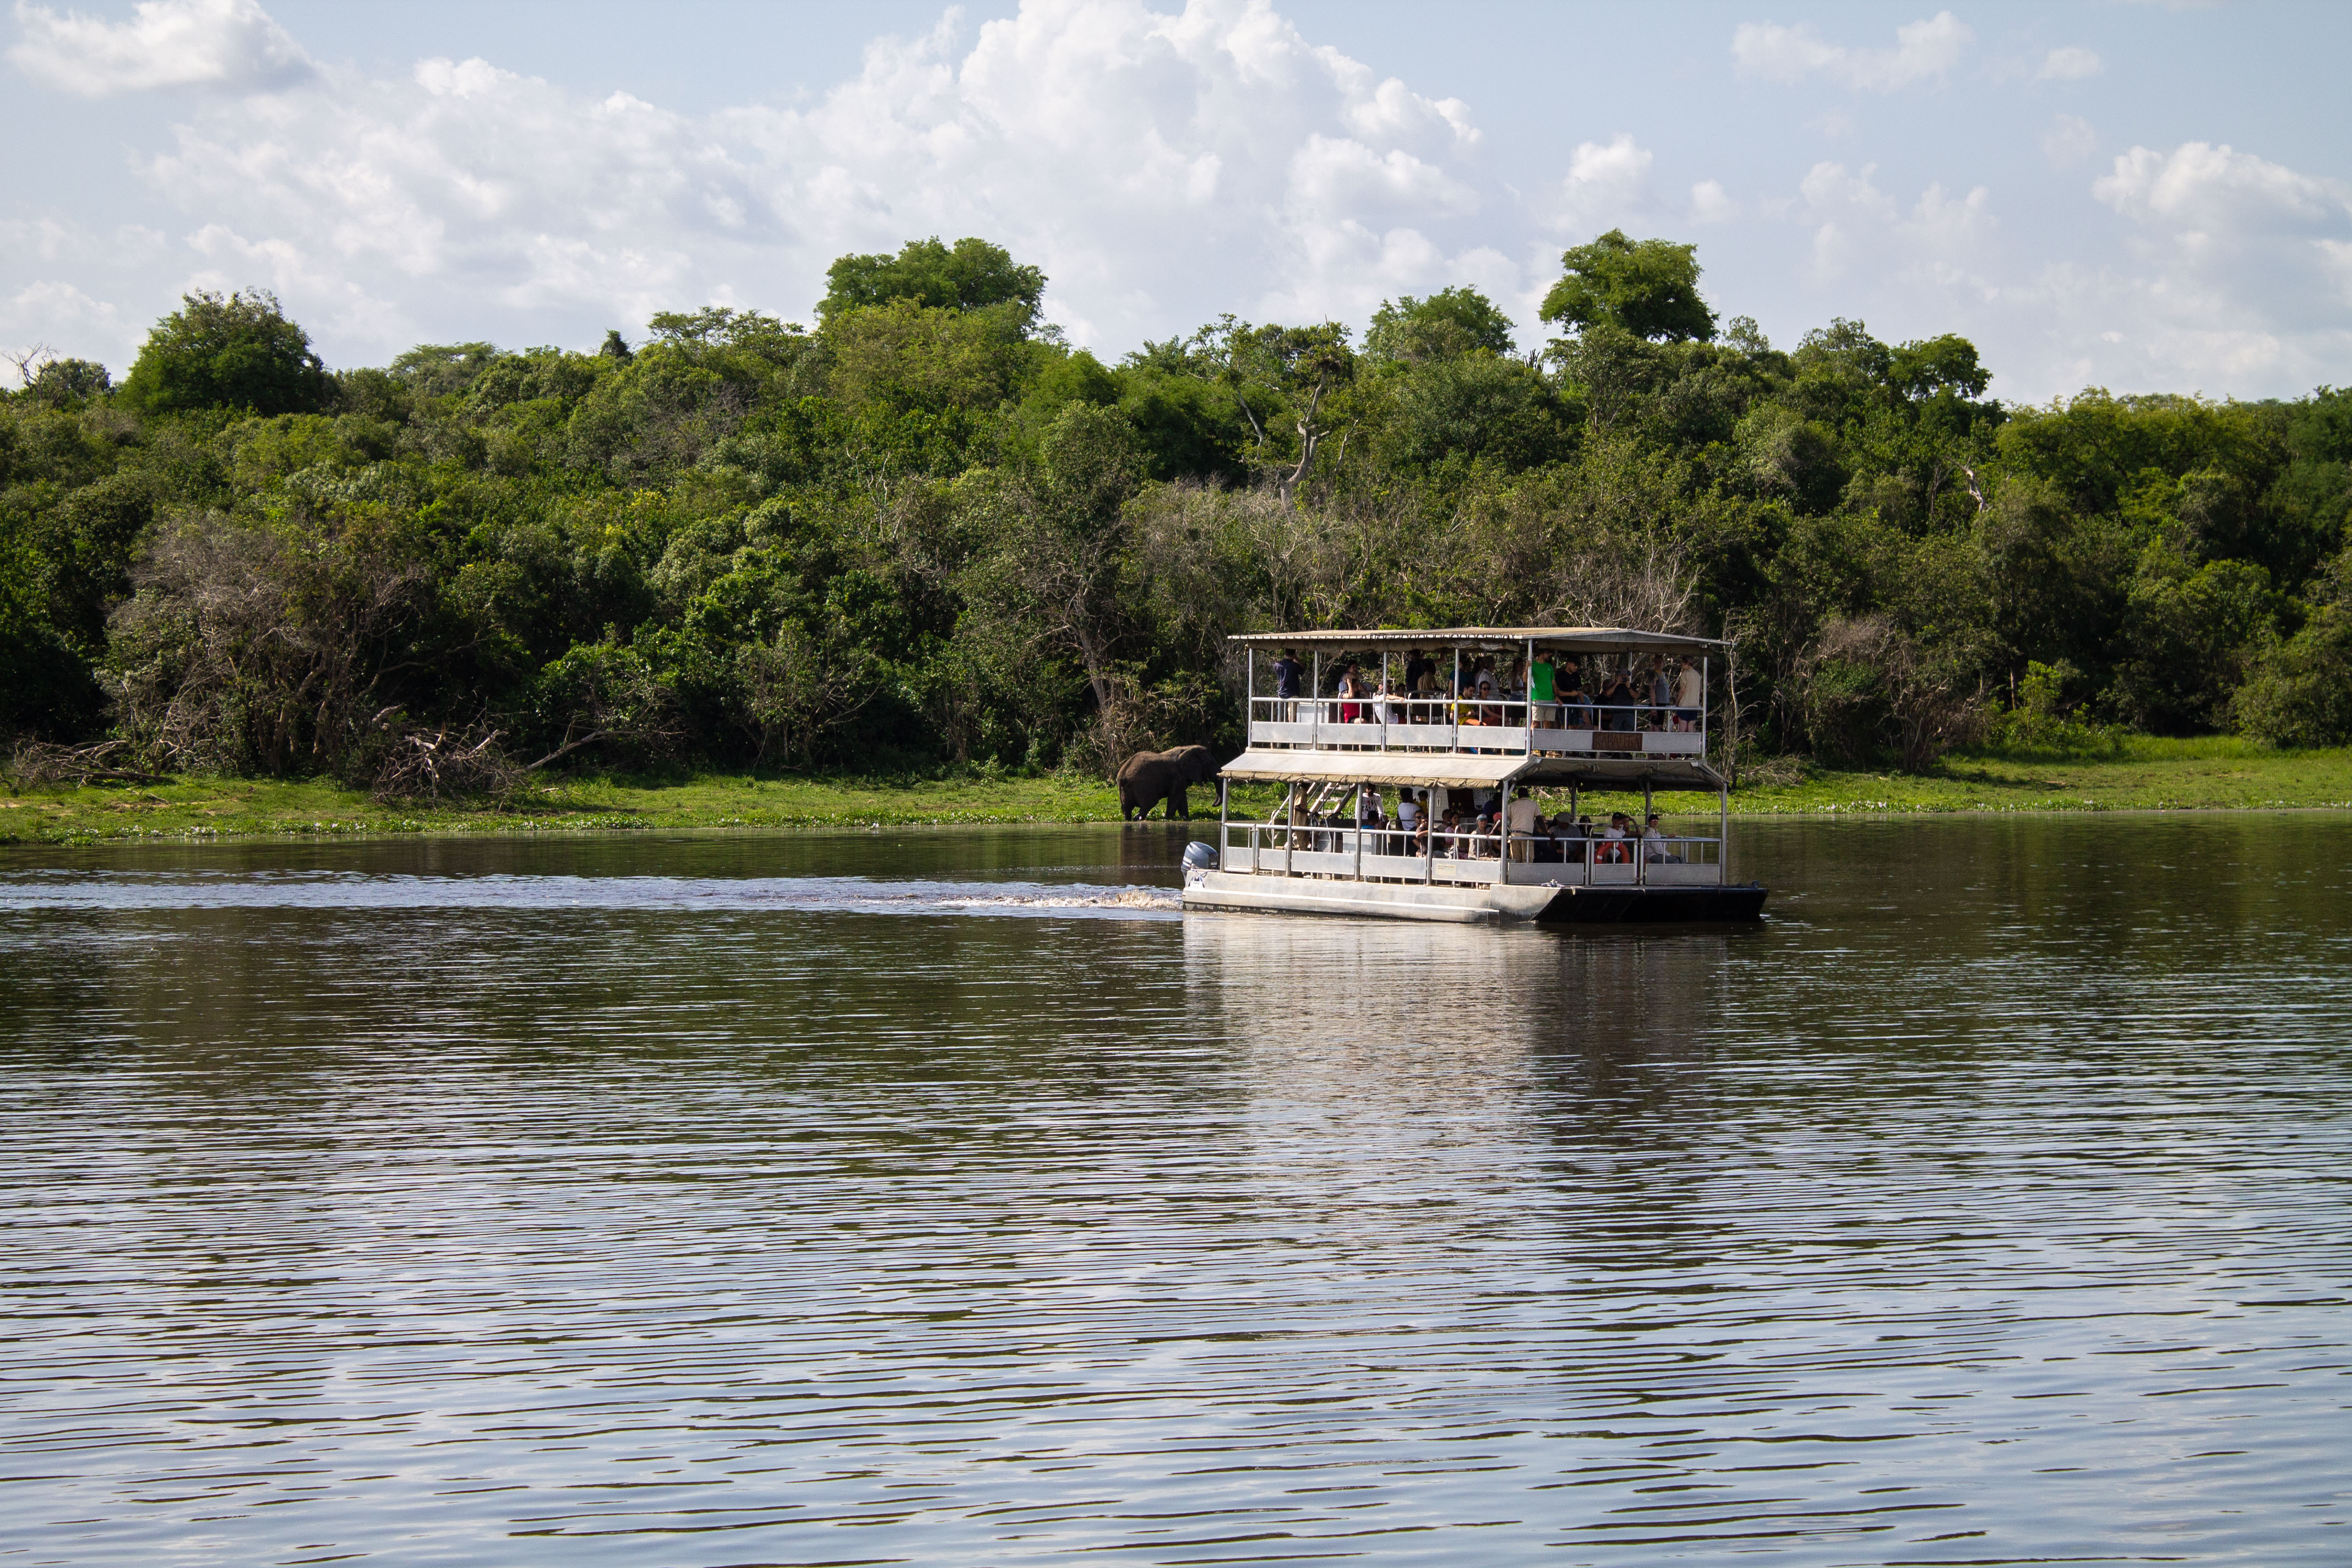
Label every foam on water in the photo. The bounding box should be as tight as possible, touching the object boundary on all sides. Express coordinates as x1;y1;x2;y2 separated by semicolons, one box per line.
0;868;1184;917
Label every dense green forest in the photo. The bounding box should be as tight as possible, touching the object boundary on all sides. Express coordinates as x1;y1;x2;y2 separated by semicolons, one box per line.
5;230;2351;793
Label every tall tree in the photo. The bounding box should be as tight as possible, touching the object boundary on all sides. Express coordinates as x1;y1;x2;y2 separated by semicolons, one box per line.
820;237;1046;328
117;290;331;417
1540;230;1717;344
1365;287;1517;364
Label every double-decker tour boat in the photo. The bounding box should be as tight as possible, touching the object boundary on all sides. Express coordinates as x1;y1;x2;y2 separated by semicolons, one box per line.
1179;627;1770;924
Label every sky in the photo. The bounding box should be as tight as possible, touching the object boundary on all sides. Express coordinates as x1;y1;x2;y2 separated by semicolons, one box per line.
4;0;2350;405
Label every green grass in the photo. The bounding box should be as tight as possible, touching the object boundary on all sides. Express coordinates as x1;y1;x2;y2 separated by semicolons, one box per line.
6;737;2350;846
1723;735;2352;815
0;766;1125;845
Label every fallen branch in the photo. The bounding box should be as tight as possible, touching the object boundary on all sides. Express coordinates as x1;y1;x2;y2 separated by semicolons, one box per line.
4;739;172;788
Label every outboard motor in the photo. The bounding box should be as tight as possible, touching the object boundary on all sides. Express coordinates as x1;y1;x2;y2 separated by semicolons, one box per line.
1181;839;1218;888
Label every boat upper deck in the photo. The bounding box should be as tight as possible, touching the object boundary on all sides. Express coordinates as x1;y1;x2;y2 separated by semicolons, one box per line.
1230;626;1724;786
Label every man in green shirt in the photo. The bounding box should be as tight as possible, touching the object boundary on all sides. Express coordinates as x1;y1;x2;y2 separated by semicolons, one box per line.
1529;652;1556;727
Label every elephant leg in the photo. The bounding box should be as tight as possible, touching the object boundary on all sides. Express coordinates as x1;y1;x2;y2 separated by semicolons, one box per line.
1171;788;1189;820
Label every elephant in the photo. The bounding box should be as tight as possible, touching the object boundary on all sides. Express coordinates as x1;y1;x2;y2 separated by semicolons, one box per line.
1118;744;1219;821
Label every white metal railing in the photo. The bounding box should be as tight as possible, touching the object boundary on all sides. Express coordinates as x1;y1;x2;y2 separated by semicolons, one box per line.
1245;694;1707;759
1218;818;1726;889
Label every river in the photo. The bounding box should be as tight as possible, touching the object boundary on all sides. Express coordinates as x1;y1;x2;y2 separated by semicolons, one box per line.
2;816;2346;1565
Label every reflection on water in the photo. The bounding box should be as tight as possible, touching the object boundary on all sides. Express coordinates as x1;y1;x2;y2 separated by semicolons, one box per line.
1;817;2348;1566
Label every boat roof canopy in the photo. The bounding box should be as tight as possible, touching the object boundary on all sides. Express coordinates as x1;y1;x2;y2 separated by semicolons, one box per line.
1229;626;1722;657
1219;749;1726;793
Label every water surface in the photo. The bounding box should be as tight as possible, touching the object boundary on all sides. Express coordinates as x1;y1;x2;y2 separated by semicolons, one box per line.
2;817;2347;1565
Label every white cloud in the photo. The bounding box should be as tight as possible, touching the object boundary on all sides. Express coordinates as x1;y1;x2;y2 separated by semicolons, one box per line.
115;0;1522;357
1545;132;1653;238
7;0;313;96
2094;139;2352;230
2041;113;2098;168
1783;160;1996;322
2037;46;2102;81
2089;140;2352;345
1731;10;1970;92
0;216;169;265
9;0;2346;404
1;280;133;383
1690;179;1736;224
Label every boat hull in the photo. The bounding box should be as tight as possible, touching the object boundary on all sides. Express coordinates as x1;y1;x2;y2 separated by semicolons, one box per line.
1531;882;1768;923
1182;871;1767;925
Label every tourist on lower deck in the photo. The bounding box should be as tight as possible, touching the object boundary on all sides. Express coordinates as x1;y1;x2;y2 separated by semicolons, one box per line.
1643;812;1682;863
1505;791;1541;861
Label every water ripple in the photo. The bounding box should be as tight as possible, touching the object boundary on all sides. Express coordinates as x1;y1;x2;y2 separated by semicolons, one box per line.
0;816;2347;1565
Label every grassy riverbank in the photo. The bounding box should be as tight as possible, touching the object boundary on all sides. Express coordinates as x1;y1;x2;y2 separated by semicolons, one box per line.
5;737;2351;845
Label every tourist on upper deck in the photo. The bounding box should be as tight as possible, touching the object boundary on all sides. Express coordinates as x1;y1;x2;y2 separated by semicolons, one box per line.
1674;658;1704;732
1404;647;1435;693
1560;668;1594;729
1599;668;1635;730
1272;647;1303;720
1458;684;1490;751
1529;650;1556;727
1336;661;1363;728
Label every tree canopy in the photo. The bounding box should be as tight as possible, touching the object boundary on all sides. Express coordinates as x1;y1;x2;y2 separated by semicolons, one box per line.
820;236;1047;328
117;290;331;417
1540;230;1717;344
8;230;2352;780
1366;287;1517;364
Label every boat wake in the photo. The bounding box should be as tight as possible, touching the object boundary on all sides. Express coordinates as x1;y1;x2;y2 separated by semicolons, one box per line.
0;872;1185;920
